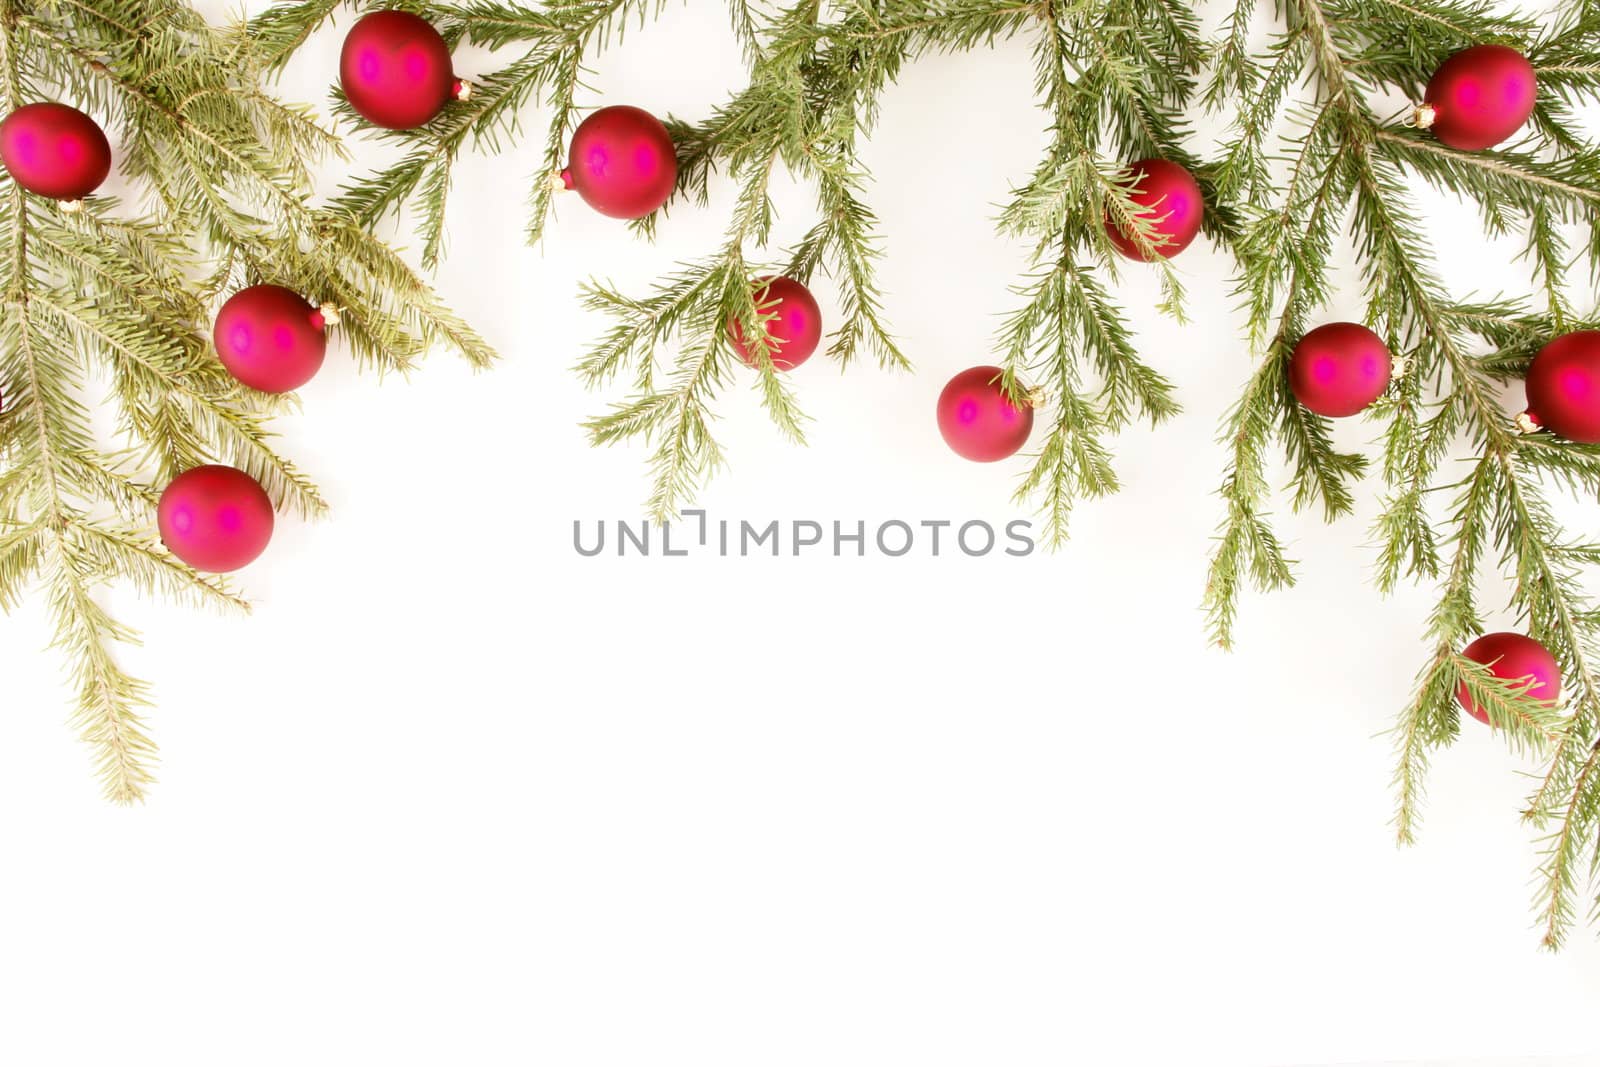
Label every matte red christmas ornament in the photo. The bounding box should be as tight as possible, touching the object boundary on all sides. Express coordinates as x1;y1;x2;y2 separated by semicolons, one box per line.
1103;158;1205;261
1523;331;1600;443
937;366;1034;462
339;10;461;130
213;285;329;393
728;276;823;371
1456;632;1561;725
0;102;111;201
158;465;275;573
1417;45;1537;151
1287;322;1393;418
560;106;677;219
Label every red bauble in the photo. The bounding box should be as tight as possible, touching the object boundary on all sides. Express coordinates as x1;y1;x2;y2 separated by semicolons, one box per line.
1524;331;1600;443
213;285;328;393
728;277;823;371
1421;45;1537;151
937;366;1034;462
0;103;111;201
158;466;275;573
1287;322;1393;418
1103;158;1205;261
339;11;458;130
1456;632;1561;725
561;106;677;219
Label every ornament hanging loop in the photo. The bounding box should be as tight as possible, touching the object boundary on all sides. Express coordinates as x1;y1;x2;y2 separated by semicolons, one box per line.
313;303;342;328
452;78;473;102
1407;104;1436;130
546;170;571;193
58;199;84;214
1515;410;1542;435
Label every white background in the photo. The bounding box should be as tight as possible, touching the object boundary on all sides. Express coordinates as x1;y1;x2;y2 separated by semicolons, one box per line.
2;2;1598;1064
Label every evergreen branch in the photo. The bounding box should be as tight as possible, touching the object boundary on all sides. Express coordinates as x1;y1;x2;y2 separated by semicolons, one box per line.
1390;455;1493;845
989;0;1203;542
2;5;157;801
803;164;907;371
241;0;343;73
0;0;487;796
1204;124;1353;646
1532;736;1600;948
1202;0;1600;943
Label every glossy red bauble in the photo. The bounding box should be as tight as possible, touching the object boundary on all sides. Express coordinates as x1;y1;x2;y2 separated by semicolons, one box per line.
1456;632;1561;725
937;366;1034;463
0;102;111;201
1287;322;1393;417
1421;45;1537;151
728;277;823;371
1103;158;1205;261
339;11;458;130
561;106;677;219
213;285;328;393
158;466;275;573
1524;331;1600;443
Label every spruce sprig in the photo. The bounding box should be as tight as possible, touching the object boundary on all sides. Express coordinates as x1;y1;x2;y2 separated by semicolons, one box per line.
1206;0;1600;947
0;0;489;800
995;0;1226;546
